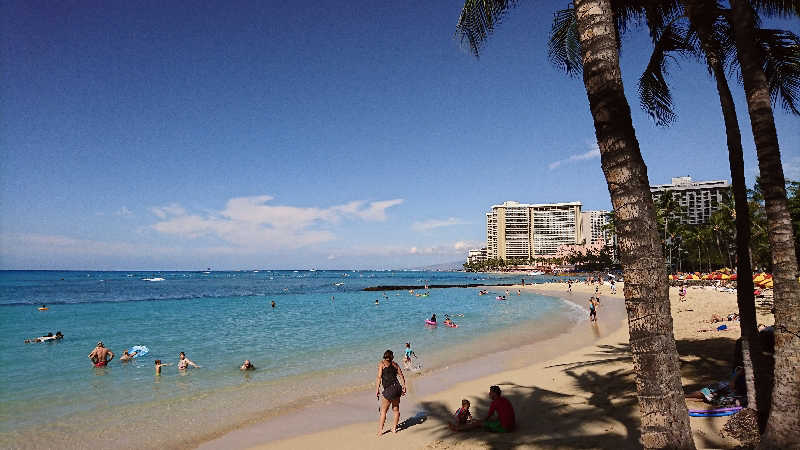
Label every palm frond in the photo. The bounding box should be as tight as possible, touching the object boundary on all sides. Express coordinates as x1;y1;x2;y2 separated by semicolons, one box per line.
752;0;800;17
548;7;583;77
758;28;800;115
612;0;683;42
638;23;694;126
712;9;740;76
455;0;517;58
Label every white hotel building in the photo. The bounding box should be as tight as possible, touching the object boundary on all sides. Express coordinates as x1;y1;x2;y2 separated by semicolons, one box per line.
485;201;596;260
473;177;727;262
650;176;730;225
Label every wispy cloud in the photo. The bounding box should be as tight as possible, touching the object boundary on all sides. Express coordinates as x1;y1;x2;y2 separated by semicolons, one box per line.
150;195;404;250
548;143;600;170
408;240;482;256
411;217;467;232
115;206;133;217
150;203;187;219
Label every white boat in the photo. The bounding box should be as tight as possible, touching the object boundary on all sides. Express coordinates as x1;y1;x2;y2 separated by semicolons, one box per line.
529;271;545;276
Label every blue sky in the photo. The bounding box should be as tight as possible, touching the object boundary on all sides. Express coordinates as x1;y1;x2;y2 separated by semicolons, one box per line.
1;1;798;270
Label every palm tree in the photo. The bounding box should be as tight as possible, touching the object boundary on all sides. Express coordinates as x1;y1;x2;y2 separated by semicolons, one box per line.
550;0;799;423
456;1;695;447
654;189;686;270
728;1;800;445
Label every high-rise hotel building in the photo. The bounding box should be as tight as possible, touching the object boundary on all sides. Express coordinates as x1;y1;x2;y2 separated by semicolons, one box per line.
485;201;586;259
650;176;730;225
581;210;613;245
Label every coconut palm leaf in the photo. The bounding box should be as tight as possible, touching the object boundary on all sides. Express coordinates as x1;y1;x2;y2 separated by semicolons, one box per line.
758;28;800;115
722;18;800;116
548;7;582;76
638;22;696;126
752;0;800;16
455;0;517;58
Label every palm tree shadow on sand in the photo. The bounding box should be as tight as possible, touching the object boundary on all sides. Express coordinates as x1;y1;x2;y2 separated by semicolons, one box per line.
412;336;747;449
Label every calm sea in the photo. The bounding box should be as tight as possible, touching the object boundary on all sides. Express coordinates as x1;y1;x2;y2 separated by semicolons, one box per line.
0;270;581;449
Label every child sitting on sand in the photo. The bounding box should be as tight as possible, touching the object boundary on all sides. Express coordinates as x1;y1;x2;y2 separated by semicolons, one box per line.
448;399;473;430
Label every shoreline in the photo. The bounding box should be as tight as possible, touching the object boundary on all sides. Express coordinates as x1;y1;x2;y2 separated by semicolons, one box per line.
198;283;629;449
226;281;775;449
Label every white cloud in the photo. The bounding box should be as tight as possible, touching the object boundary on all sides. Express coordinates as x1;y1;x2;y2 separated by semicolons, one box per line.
411;217;467;232
150;203;187;219
407;240;482;256
149;195;404;250
115;206;133;217
548;143;601;170
327;254;336;260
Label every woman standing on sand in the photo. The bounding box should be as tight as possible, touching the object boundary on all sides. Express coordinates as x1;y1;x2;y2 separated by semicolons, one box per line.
375;349;407;436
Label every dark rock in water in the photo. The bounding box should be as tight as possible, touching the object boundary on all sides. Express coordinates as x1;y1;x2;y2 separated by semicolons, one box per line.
722;408;759;447
363;283;515;291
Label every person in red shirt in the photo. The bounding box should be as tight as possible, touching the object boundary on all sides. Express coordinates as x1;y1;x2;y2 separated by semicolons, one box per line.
484;385;515;432
451;385;516;433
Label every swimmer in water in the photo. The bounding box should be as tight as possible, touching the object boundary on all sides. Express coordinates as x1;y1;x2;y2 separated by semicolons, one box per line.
154;359;171;375
240;359;255;370
177;352;200;370
88;341;114;367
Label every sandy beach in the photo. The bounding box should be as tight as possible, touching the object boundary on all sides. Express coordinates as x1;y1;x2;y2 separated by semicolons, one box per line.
197;280;773;450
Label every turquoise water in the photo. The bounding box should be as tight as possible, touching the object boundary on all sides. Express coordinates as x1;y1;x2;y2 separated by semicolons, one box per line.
0;270;579;448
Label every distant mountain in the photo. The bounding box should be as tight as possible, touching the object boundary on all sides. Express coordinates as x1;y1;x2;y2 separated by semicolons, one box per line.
412;261;464;271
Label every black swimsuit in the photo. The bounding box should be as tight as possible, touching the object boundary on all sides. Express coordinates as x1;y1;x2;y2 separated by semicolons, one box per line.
381;362;402;400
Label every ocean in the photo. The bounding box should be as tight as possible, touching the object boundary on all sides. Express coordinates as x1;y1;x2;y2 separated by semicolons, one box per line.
0;270;584;449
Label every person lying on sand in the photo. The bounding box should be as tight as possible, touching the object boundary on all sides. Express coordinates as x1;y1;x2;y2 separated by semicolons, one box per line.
686;367;745;406
697;323;738;332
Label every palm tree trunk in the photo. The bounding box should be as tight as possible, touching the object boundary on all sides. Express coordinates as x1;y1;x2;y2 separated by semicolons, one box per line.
708;59;766;421
573;1;695;447
683;0;768;423
729;0;800;446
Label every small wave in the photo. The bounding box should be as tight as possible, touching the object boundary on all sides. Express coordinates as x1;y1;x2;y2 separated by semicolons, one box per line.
549;295;590;324
142;277;165;282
